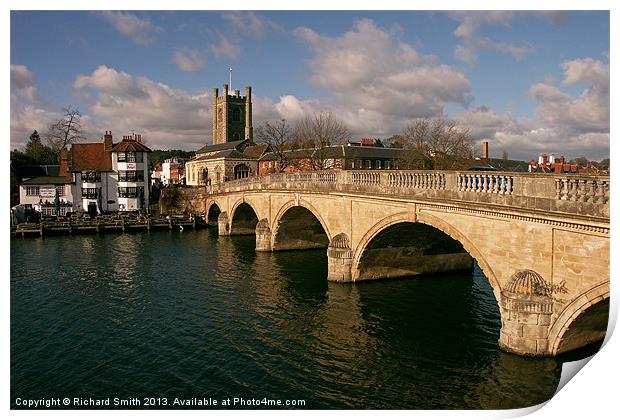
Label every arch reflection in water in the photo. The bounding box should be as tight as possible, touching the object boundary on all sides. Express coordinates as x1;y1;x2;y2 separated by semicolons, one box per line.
11;230;578;409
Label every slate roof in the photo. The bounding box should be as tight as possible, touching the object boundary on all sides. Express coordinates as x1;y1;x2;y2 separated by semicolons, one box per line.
259;145;404;161
192;149;251;161
195;139;247;155
13;165;60;181
19;176;70;185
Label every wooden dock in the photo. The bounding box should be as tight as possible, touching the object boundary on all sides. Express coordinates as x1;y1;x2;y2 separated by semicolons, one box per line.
12;216;205;238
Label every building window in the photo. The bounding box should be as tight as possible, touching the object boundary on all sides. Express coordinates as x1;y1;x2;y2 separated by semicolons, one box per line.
26;186;40;196
365;160;372;169
118;187;138;198
234;164;250;180
81;171;101;182
232;108;241;122
118;171;144;182
375;160;381;169
56;185;65;196
82;188;98;199
117;152;126;162
385;160;391;170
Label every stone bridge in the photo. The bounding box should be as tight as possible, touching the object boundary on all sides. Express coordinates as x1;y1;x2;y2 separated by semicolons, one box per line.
170;170;610;357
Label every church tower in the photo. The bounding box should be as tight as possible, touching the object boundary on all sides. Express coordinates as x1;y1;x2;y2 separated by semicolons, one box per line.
212;84;253;145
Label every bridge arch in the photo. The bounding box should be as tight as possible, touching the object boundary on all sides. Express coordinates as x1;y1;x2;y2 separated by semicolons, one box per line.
351;211;500;299
271;199;331;251
206;201;222;226
229;199;260;236
548;280;610;355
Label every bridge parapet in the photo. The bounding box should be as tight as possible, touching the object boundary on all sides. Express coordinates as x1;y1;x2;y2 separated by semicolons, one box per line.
209;170;609;220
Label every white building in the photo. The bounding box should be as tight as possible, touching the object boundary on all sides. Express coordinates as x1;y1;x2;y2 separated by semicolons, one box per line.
18;176;74;216
58;131;150;213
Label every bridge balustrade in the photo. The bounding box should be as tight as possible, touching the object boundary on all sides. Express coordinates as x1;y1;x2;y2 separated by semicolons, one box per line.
458;173;514;195
555;177;609;204
204;170;609;219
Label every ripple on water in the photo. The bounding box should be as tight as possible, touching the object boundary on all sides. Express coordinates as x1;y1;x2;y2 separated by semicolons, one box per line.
10;230;576;409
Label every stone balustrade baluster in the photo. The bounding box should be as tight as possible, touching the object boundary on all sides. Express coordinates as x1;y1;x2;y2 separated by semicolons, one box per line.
570;179;579;201
560;178;569;200
578;180;588;202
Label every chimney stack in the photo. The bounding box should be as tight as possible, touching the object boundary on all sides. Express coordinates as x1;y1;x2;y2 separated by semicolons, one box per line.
560;155;565;164
482;141;489;160
104;131;113;151
542;154;548;166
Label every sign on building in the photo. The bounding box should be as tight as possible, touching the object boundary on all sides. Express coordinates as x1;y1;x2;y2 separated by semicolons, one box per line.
40;187;56;198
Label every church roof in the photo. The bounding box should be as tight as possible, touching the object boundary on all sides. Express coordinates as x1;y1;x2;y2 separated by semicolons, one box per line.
195;139;247;154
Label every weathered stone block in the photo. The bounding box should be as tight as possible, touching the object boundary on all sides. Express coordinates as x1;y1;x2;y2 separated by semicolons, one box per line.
538;314;551;326
518;313;539;325
508;336;538;355
522;324;550;339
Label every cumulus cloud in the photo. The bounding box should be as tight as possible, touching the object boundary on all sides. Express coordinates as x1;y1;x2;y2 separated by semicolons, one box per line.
11;64;39;102
171;48;206;72
452;57;609;161
450;11;552;63
10;97;59;150
209;33;241;60
99;11;161;46
221;11;278;37
530;58;609;133
292;19;472;136
73;65;212;150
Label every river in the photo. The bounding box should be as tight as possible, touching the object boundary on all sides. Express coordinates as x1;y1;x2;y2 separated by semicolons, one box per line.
10;229;599;409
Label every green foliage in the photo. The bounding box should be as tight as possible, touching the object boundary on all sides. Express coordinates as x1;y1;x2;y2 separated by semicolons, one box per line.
149;149;194;169
24;130;57;164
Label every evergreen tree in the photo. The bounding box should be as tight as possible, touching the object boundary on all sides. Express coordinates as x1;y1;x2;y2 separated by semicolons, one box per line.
25;130;45;163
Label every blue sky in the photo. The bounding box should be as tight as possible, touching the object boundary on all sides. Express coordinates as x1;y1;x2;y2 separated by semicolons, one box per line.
10;10;610;160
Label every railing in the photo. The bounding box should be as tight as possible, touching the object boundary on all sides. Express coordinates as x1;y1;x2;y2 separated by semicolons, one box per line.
555;177;609;204
388;172;446;189
458;173;513;195
203;170;609;219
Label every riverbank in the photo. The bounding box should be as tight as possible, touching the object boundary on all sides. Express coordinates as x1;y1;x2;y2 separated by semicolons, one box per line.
11;214;207;238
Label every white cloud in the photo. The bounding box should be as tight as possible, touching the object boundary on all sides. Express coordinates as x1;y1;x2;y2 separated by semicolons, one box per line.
209;33;241;60
453;45;477;65
11;64;38;102
450;11;544;63
451;57;609;161
292;19;472;136
99;11;161;46
221;11;278;37
10;97;60;150
73;65;212;150
530;58;609;133
171;48;206;72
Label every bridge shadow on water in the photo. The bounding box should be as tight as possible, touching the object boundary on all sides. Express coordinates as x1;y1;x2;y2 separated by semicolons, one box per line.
10;229;603;410
220;233;601;409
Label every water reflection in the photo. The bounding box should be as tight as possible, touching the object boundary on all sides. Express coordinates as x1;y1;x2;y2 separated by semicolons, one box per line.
10;230;578;409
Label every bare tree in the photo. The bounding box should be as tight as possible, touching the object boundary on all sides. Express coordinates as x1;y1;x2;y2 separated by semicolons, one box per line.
398;118;474;170
46;105;86;153
293;111;351;170
255;119;294;173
